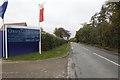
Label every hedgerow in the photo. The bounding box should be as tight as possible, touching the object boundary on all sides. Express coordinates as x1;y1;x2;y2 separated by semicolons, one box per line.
41;32;67;51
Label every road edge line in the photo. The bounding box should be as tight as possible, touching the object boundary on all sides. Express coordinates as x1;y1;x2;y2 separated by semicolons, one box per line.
93;53;120;67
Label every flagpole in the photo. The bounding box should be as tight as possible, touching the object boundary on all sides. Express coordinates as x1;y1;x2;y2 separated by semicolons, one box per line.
39;4;41;54
1;0;8;59
2;19;8;59
5;21;8;59
2;19;5;57
38;3;45;54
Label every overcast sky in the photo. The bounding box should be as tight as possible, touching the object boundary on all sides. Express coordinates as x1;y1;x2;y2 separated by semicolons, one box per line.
0;0;106;37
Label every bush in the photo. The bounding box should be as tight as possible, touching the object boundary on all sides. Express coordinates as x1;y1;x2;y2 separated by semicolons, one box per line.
41;32;67;51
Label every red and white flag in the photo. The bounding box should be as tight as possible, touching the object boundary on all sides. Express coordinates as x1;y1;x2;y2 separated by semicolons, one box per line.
39;5;44;22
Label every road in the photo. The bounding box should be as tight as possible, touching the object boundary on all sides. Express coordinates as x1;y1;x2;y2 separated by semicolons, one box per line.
68;42;119;78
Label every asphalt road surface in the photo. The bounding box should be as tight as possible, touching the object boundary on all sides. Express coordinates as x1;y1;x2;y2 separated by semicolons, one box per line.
68;42;119;78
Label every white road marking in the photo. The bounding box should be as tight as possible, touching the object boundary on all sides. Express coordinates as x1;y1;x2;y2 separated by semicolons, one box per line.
71;47;73;50
83;47;89;51
93;53;120;67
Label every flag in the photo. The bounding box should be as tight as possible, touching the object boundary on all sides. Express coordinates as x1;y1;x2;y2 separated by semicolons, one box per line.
39;5;44;22
0;0;8;19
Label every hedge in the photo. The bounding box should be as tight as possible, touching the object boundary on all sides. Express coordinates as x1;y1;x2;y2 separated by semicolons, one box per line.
41;32;67;51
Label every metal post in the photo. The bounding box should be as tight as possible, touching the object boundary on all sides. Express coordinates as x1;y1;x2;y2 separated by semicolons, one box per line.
38;2;45;54
5;24;8;59
2;19;4;57
39;4;41;54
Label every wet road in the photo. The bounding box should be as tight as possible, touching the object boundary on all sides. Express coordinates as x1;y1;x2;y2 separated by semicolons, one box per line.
68;42;119;78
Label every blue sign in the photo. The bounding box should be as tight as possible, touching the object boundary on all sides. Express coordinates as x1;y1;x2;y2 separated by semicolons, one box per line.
7;28;40;42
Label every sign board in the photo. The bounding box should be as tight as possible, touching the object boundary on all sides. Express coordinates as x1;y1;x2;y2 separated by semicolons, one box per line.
7;27;40;42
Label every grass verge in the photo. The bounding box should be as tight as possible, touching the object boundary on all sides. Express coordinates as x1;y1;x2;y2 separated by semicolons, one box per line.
82;43;118;54
91;44;118;53
7;43;69;61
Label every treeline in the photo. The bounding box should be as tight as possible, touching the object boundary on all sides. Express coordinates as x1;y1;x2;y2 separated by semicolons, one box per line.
75;2;120;49
41;31;67;51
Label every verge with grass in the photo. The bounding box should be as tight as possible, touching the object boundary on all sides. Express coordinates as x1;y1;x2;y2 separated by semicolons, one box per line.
7;43;69;61
79;42;118;54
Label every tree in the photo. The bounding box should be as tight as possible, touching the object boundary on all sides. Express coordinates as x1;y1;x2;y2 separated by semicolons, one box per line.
103;2;120;48
75;23;97;44
90;13;99;27
75;1;120;49
54;27;71;40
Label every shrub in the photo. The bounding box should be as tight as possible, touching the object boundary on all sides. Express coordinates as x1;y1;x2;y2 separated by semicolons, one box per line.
41;32;67;51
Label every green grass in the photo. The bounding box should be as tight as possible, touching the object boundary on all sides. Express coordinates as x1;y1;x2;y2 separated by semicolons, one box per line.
7;43;69;61
86;43;118;54
92;44;118;53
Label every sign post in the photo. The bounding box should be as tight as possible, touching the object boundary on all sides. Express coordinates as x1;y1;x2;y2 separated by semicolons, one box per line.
5;25;8;59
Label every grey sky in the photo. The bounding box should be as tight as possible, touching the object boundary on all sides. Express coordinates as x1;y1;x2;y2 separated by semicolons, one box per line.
0;0;106;37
